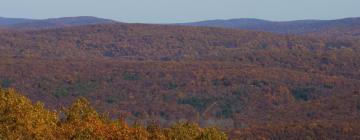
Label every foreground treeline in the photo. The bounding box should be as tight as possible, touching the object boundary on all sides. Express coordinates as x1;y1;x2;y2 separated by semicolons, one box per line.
0;88;227;140
2;88;360;139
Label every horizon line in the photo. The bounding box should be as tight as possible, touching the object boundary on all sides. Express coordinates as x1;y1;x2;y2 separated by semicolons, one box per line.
1;15;360;24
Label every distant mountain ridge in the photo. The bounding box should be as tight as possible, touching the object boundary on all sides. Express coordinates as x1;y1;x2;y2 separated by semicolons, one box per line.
1;16;360;36
0;16;117;29
179;17;360;35
0;17;36;26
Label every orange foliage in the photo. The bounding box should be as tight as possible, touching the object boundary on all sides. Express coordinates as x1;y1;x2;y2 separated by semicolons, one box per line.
0;88;227;140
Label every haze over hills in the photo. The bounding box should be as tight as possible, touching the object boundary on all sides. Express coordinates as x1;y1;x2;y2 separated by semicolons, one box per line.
0;16;117;29
1;16;360;40
0;17;36;26
179;17;360;35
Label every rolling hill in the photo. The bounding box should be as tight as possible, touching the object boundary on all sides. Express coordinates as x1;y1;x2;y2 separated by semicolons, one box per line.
0;17;35;26
0;21;360;139
2;16;360;39
180;17;360;36
0;16;117;29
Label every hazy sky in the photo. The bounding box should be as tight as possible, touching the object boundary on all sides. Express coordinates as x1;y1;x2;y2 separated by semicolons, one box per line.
1;0;359;23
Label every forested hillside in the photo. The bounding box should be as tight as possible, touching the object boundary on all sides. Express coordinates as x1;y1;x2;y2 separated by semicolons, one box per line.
1;23;360;139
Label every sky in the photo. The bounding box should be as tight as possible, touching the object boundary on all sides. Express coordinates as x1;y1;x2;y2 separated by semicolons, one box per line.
1;0;359;23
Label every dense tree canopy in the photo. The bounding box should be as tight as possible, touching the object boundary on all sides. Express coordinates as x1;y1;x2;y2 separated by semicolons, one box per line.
1;23;360;139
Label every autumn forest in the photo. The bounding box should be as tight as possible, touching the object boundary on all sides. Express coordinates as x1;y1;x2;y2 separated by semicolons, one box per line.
1;16;360;139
